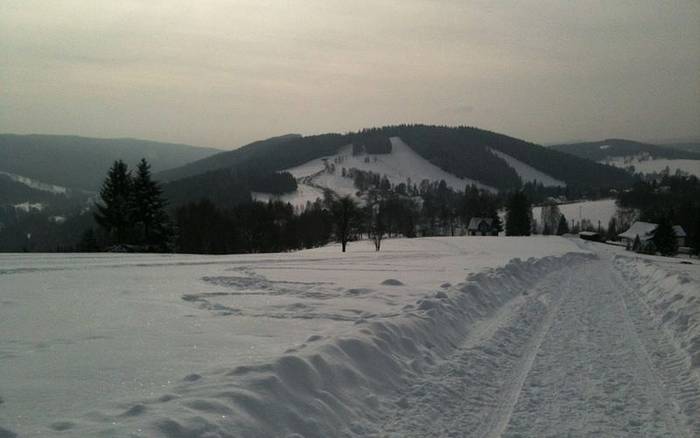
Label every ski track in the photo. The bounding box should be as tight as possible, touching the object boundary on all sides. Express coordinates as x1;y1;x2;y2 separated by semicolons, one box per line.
377;255;700;438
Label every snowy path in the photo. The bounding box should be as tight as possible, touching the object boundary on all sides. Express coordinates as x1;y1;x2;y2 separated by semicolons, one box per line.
378;255;700;437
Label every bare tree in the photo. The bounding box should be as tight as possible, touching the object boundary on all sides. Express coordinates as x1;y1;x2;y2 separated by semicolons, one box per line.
330;195;361;252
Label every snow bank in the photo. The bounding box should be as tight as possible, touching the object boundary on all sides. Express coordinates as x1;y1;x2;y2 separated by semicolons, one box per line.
615;256;700;376
76;252;593;437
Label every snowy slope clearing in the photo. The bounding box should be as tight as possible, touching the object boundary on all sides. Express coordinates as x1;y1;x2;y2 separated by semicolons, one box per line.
252;137;495;209
0;170;69;194
601;155;700;177
489;148;565;187
533;198;618;228
2;238;699;437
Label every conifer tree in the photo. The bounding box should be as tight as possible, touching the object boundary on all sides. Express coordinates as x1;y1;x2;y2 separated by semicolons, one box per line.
556;214;569;235
94;160;132;245
653;216;678;256
131;158;172;250
505;191;532;236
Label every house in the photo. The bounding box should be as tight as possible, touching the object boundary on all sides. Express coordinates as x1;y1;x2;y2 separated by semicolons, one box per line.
467;217;498;236
672;225;687;247
618;221;658;247
618;221;687;249
579;231;602;242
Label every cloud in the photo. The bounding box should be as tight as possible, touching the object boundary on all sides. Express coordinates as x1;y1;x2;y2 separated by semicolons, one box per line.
1;0;698;148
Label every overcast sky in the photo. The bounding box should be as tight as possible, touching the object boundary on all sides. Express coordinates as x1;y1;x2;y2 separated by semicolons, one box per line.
1;1;698;149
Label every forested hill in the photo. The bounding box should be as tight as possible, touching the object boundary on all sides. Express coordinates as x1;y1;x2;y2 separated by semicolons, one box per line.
0;134;219;191
159;125;633;206
551;138;700;162
156;133;305;182
377;125;632;190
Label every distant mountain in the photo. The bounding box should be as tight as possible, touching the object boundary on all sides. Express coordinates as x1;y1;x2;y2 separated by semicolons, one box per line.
551;139;700;162
0;134;219;191
160;125;633;208
661;142;700;154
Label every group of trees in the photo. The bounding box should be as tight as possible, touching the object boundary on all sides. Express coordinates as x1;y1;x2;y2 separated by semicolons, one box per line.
93;159;173;251
617;174;700;256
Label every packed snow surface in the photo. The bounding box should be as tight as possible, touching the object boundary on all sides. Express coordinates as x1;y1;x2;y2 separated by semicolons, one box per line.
252;137;495;209
601;155;700;177
533;198;618;227
489;148;565;187
2;237;699;437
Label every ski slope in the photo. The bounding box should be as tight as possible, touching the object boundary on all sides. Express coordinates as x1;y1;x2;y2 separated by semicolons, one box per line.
252;137;495;209
490;148;565;187
2;238;699;437
0;170;69;194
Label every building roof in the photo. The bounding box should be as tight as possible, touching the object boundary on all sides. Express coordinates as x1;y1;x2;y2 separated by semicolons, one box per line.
672;225;687;237
618;221;657;241
619;221;687;241
467;217;493;231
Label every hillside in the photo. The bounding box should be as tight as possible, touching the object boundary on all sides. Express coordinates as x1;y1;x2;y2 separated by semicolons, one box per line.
0;134;219;191
160;125;633;208
551;138;700;162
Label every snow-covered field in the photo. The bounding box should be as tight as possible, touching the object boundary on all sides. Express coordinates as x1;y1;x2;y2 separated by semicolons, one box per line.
0;237;580;436
601;156;700;177
2;237;699;437
534;198;618;228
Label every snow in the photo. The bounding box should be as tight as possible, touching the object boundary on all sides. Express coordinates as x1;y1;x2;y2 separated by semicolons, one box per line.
13;202;45;212
0;171;69;194
0;237;585;437
601;155;700;177
251;184;326;210
253;137;496;209
489;148;565;187
533;198;617;227
619;221;658;242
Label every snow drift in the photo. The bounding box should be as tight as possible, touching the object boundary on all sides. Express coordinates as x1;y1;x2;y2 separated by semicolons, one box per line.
615;256;700;376
81;252;593;437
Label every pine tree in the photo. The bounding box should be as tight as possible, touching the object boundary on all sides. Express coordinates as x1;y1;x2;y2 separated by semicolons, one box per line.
653;216;678;256
94;160;133;245
131;158;172;250
556;214;569;235
505;191;532;236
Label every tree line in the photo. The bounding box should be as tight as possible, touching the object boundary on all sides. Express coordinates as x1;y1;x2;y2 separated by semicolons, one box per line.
83;159;541;254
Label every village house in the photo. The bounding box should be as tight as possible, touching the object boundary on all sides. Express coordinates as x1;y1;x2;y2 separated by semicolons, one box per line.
618;221;687;249
467;217;498;236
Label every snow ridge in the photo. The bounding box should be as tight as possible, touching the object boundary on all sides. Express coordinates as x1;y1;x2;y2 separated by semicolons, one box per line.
82;252;593;437
615;256;700;377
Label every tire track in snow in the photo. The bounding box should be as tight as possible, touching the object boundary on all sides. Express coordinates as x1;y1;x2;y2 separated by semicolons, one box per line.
376;264;575;437
475;274;571;438
503;258;693;437
378;254;700;437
